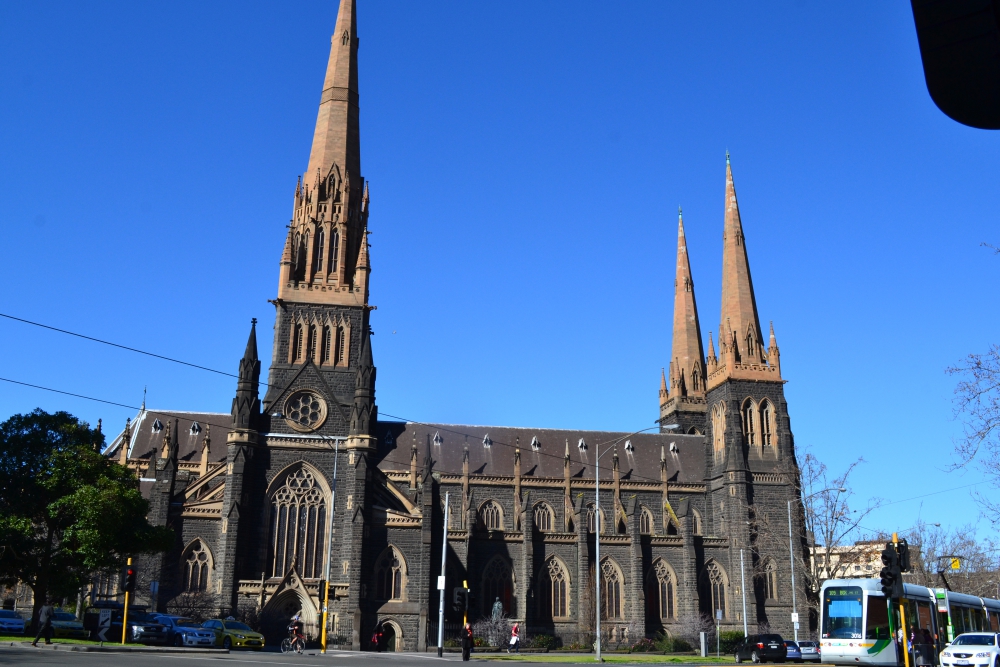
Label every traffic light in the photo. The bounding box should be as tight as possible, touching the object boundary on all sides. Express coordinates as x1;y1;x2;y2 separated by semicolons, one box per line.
452;587;468;613
123;564;138;594
898;539;911;573
879;543;903;599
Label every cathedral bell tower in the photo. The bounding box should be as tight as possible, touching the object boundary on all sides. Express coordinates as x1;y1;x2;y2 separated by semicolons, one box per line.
660;208;707;434
263;0;376;446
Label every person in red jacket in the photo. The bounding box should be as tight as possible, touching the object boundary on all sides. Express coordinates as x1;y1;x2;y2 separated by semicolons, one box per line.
508;622;520;654
461;623;473;661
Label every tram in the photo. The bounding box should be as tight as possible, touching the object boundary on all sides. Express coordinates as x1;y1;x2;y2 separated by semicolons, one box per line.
819;579;1000;666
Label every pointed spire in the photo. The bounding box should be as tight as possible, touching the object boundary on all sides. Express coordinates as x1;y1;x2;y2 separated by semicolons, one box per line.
200;425;211;478
355;229;370;272
305;0;360;182
659;368;668;403
160;420;172;459
767;321;780;371
349;328;376;437
232;319;261;430
119;418;131;465
669;207;706;398
409;436;418;490
720;155;763;364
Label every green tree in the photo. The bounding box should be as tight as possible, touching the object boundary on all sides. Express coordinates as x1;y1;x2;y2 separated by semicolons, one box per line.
0;409;172;626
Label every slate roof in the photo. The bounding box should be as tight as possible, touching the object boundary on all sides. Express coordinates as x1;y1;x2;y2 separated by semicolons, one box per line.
104;409;231;467
376;422;707;485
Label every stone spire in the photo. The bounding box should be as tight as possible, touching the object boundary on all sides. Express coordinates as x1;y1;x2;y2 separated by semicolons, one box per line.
118;418;131;465
347;327;377;448
231;319;261;430
669;208;706;398
719;154;764;365
305;0;360;182
199;425;212;477
659;368;668;404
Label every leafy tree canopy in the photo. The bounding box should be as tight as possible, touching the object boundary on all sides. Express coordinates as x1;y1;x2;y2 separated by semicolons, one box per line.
0;409;172;615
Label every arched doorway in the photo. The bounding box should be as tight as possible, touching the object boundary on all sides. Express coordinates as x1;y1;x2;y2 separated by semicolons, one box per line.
378;619;403;652
261;589;317;644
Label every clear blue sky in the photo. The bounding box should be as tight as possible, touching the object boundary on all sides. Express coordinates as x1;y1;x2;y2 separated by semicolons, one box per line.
1;1;997;539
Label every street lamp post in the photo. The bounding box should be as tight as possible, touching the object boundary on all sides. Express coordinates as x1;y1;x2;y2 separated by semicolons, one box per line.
593;423;677;662
272;412;340;653
790;486;846;643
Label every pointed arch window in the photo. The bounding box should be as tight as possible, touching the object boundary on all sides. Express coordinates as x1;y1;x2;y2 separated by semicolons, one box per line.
308;325;318;363
647;560;675;620
330;229;340;274
479;500;503;531
746;332;755;358
268;467;328;579
314;228;325;273
600;558;624;620
539;557;569;619
481;556;513;615
764;559;778;600
742;399;759;449
292;324;304;362
761;400;775;450
293;232;305;280
692;366;701;391
375;547;406;600
335;325;346;365
705;561;728;620
586;503;605;534
711;402;726;464
534;503;554;532
639;507;653;535
182;540;212;592
321;325;332;364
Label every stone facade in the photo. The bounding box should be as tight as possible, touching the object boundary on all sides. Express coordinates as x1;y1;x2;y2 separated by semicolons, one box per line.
104;0;813;650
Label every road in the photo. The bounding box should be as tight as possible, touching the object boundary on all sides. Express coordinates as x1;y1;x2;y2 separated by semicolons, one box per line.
0;648;471;667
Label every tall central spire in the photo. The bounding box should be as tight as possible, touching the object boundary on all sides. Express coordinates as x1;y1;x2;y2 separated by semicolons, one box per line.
719;154;763;364
306;0;360;183
669;208;705;398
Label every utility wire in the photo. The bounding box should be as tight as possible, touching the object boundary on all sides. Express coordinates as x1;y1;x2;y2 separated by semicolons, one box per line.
0;377;676;485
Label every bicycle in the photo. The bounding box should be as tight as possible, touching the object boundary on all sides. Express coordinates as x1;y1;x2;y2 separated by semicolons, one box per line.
281;625;306;654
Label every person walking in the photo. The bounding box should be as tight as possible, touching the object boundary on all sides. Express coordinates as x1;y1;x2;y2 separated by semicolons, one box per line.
32;599;54;646
461;622;473;661
371;622;384;652
508;621;520;654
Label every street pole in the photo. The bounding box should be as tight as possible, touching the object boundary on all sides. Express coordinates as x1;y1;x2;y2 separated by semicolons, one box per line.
121;557;131;645
787;500;798;643
437;492;450;657
321;436;340;653
740;549;748;637
595;453;601;663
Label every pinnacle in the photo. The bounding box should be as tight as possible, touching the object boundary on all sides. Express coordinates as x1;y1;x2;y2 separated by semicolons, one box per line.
243;319;258;362
667;204;705;399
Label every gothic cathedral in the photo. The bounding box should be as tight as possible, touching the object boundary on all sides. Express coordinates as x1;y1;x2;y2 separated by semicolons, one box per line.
108;0;811;650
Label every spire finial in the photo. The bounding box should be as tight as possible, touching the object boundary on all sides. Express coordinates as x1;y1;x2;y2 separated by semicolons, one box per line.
678;205;682;218
726;149;730;164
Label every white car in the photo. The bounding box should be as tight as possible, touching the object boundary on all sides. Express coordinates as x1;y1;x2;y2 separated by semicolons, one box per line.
940;633;1000;667
0;610;26;634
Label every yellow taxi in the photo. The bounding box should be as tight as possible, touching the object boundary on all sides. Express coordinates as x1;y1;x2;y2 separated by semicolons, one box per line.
202;618;265;650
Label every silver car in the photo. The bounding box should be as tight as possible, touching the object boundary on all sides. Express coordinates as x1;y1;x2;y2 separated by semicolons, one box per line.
152;615;217;647
797;641;821;662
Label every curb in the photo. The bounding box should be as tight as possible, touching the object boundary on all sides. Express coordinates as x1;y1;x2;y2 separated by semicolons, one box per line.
8;641;228;653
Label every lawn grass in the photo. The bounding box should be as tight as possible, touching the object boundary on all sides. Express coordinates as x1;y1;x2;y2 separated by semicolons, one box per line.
477;654;736;664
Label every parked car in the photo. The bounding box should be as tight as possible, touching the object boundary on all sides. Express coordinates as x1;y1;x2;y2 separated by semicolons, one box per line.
202;619;265;650
0;610;26;635
51;611;89;639
940;633;1000;667
123;612;168;645
784;641;802;662
152;615;217;648
797;641;821;662
734;634;788;664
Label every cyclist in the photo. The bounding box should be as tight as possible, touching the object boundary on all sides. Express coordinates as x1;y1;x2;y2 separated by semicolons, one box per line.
283;614;306;653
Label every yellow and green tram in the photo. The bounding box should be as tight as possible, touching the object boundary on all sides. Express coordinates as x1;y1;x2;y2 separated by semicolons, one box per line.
820;579;1000;666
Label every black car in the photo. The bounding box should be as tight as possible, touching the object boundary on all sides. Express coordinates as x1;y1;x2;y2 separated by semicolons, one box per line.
123;612;169;645
735;634;788;664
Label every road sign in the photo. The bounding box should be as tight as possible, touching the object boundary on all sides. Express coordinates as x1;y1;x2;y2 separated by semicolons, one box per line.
715;609;723;621
437;576;445;590
951;558;961;570
97;609;112;642
794;622;800;630
791;613;799;623
150;581;159;595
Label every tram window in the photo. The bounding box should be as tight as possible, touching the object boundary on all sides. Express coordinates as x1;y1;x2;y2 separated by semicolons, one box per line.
990;612;998;632
866;595;891;640
917;603;932;633
823;586;863;639
971;608;985;631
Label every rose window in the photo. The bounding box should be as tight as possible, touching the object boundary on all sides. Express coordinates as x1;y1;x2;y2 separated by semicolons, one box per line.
283;390;327;432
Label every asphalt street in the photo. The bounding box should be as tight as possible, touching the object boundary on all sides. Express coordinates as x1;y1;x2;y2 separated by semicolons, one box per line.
0;647;474;667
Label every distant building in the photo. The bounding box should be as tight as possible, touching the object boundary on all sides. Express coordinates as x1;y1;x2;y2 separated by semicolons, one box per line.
808;541;885;586
102;0;810;650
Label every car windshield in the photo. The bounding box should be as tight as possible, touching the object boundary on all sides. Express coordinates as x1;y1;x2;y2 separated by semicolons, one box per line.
173;618;200;627
954;635;996;646
53;612;76;621
224;621;252;631
785;642;799;648
799;642;817;648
